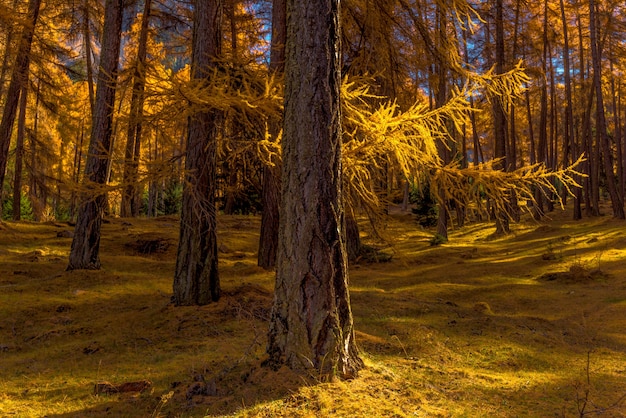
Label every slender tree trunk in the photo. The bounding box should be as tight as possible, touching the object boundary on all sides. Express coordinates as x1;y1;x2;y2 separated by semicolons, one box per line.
12;82;28;220
560;0;580;219
67;0;123;270
267;0;363;379
83;0;95;114
258;0;285;269
493;0;509;234
173;0;222;305
121;0;152;217
0;0;41;198
588;0;624;218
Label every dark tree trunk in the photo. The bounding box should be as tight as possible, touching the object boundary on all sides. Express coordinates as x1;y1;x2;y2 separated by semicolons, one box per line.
258;0;285;270
67;0;123;270
493;0;509;234
121;0;152;218
12;82;28;220
560;0;580;220
0;0;40;197
173;0;222;305
588;0;624;219
266;0;363;379
83;0;95;113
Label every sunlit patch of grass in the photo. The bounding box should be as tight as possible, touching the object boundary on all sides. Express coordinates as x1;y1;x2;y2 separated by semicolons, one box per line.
2;206;626;416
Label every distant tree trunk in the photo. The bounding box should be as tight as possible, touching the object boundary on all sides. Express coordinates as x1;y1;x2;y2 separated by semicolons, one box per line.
0;0;40;199
83;0;95;114
345;211;361;262
258;0;285;269
493;0;509;234
266;0;363;379
588;0;624;219
121;0;152;218
435;5;450;241
67;0;123;270
560;0;580;220
12;82;28;220
0;0;20;101
576;12;596;216
173;0;222;305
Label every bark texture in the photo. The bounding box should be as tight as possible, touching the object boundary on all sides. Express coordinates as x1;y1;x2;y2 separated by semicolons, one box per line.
266;0;363;379
173;0;222;305
67;0;123;270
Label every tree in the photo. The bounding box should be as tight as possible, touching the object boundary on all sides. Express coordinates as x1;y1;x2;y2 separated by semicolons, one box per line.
258;0;285;269
266;0;363;378
588;0;624;219
121;0;152;218
67;0;124;270
172;0;222;306
0;0;41;200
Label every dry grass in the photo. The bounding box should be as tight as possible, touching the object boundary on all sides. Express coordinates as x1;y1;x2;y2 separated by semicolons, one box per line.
1;205;626;417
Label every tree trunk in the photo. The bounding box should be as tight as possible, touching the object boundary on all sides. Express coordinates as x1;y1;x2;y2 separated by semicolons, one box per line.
258;0;285;270
266;0;363;379
173;0;222;305
67;0;123;270
121;0;152;218
0;0;40;198
493;0;509;234
560;0;580;219
83;0;95;114
588;0;624;218
12;82;28;220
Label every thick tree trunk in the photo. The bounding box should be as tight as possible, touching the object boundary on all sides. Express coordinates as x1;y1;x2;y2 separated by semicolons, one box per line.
0;0;40;197
258;0;285;270
83;0;95;114
173;0;222;305
121;0;152;218
67;0;123;270
266;0;363;379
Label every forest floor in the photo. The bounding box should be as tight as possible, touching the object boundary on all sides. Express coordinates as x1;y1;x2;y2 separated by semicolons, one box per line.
1;203;626;417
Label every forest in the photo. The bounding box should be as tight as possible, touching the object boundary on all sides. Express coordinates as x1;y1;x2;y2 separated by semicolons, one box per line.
1;0;626;416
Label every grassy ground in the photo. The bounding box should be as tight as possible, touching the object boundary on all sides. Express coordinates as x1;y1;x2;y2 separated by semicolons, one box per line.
1;206;625;417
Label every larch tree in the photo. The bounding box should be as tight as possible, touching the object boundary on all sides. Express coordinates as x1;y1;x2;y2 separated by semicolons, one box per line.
266;0;364;378
67;0;124;270
0;0;41;200
121;0;152;218
258;0;285;270
172;0;222;306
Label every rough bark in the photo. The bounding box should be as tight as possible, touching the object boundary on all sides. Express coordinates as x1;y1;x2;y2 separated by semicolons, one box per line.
173;0;222;305
266;0;363;379
0;0;40;197
67;0;123;270
258;0;285;270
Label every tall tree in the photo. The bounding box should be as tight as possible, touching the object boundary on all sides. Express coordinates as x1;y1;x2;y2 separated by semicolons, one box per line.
121;0;152;218
588;0;624;219
0;0;41;199
67;0;124;270
266;0;363;378
493;0;510;233
258;0;285;269
172;0;222;305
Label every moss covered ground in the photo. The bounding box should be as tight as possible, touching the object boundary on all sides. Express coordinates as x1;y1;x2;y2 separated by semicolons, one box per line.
1;206;625;417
